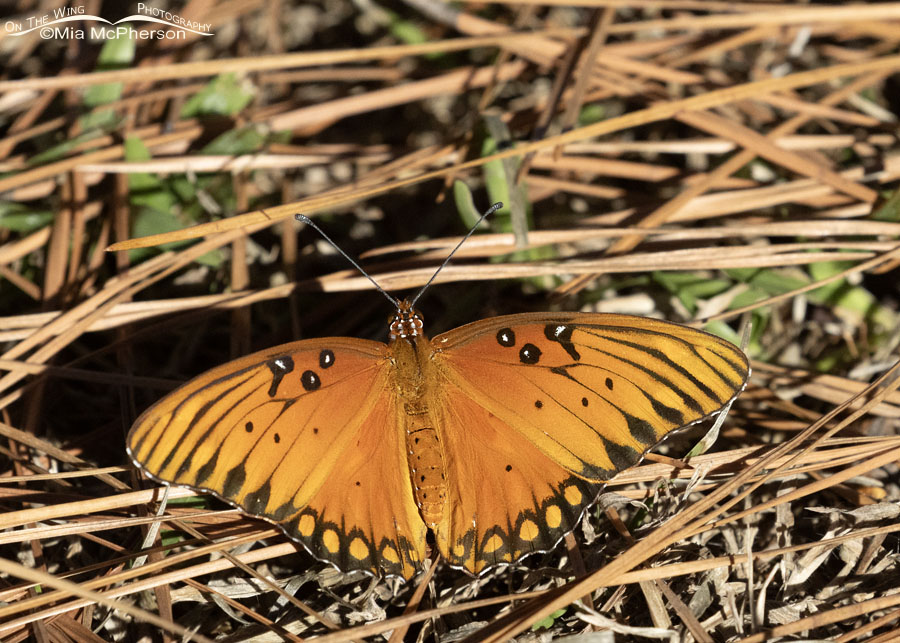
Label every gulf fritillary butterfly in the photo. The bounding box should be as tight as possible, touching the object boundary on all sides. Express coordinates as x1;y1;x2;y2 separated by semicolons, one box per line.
127;303;749;580
128;205;748;579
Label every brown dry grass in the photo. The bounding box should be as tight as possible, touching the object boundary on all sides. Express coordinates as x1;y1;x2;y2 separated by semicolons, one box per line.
2;1;900;641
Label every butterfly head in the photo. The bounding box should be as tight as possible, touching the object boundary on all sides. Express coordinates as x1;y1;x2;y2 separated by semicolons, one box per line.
389;300;424;341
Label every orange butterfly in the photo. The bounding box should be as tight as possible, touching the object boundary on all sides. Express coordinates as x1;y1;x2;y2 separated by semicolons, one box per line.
127;211;749;580
128;302;748;579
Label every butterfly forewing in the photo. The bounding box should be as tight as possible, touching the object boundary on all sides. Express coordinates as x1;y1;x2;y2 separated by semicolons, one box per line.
127;338;427;578
430;312;748;573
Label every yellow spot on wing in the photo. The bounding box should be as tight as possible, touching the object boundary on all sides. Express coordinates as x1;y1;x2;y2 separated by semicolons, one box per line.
484;534;503;553
564;485;583;505
381;544;400;564
323;529;340;553
519;519;539;541
349;537;368;560
298;514;315;536
453;542;466;558
546;505;561;529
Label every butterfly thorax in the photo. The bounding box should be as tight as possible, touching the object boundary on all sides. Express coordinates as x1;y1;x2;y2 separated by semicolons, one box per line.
388;303;429;398
388;304;447;528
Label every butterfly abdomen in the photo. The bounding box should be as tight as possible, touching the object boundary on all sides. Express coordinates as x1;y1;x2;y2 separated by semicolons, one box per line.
403;404;446;527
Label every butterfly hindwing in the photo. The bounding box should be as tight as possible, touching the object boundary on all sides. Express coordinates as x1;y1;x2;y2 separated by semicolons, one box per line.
431;387;597;574
431;313;749;573
127;338;427;578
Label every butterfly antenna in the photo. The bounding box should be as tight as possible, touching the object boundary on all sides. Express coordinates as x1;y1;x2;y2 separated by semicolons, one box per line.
409;201;503;309
295;214;401;308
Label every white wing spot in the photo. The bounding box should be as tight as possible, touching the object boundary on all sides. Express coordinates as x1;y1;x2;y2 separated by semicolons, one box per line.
554;325;567;337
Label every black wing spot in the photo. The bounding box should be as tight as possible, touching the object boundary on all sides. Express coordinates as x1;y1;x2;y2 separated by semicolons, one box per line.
245;421;254;432
519;343;542;365
274;433;281;444
319;349;335;369
496;328;516;347
581;397;589;407
625;414;656;445
271;499;300;521
244;481;271;514
355;481;361;486
544;323;580;361
223;463;246;499
535;400;543;409
266;356;295;397
505;464;512;472
313;427;319;434
605;377;614;390
301;370;321;391
603;438;639;472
